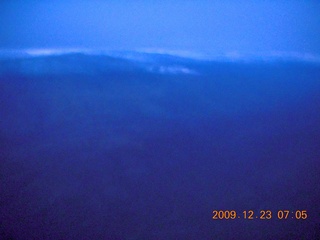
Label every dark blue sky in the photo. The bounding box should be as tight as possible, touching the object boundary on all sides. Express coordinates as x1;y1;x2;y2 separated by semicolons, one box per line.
1;0;320;56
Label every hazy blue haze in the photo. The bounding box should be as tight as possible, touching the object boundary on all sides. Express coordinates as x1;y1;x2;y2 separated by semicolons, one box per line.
1;0;320;56
1;1;320;239
1;53;320;239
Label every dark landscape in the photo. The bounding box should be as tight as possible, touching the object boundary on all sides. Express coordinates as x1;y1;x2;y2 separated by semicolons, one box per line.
1;53;320;239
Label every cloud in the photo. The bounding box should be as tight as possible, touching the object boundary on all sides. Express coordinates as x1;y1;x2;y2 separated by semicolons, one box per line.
211;51;320;63
147;65;198;75
263;51;320;63
137;48;209;60
24;48;91;56
1;48;320;64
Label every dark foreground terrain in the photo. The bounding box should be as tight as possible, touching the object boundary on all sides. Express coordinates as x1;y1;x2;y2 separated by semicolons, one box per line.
1;53;320;239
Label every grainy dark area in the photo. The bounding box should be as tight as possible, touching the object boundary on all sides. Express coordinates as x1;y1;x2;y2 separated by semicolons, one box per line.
1;54;320;239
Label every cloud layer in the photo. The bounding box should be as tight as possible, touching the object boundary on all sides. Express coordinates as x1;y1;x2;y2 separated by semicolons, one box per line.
1;48;320;64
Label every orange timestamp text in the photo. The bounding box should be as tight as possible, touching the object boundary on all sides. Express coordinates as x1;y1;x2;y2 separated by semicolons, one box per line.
212;210;307;220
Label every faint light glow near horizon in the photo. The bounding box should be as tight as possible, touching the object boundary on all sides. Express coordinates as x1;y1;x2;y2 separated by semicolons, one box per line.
0;48;318;64
1;0;319;57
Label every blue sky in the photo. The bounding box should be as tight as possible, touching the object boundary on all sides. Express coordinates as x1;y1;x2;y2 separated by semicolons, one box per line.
1;0;320;57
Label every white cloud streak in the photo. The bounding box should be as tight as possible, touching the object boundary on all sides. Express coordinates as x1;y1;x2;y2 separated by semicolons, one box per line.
147;65;198;75
1;48;320;63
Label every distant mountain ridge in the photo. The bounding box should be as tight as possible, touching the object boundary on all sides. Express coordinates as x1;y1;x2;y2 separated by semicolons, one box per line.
1;49;320;63
0;49;319;76
0;51;199;76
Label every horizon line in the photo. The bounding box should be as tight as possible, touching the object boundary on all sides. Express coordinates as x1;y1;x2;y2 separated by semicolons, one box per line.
1;48;320;63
